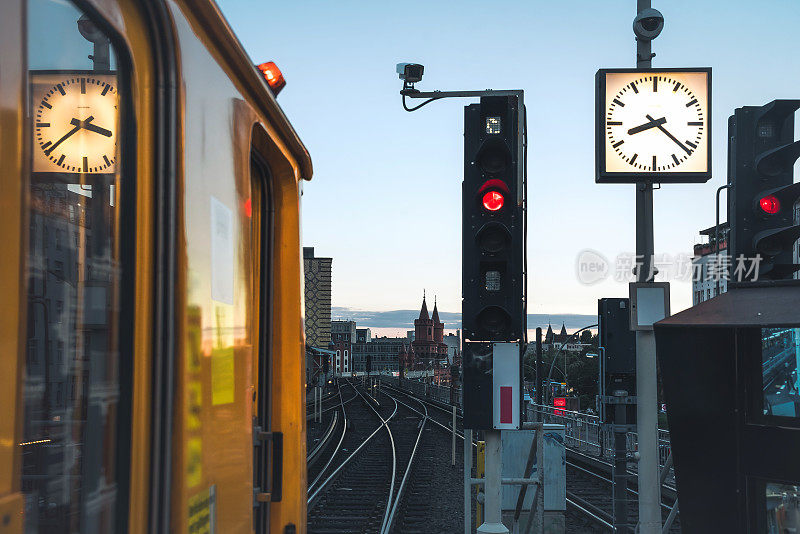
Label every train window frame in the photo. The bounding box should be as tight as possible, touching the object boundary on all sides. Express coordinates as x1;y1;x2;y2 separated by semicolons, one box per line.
748;475;800;533
743;325;800;429
251;146;276;533
21;1;137;532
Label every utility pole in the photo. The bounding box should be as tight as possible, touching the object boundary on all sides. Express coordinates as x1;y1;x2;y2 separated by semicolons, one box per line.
634;1;662;532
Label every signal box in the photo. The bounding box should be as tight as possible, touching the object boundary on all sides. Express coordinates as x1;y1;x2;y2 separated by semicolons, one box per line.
598;298;636;425
654;282;800;533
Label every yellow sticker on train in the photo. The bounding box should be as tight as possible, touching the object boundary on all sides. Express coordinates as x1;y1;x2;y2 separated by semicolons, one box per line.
188;485;216;534
211;346;235;405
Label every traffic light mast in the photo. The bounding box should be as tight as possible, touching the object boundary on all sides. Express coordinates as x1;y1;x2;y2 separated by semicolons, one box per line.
729;100;800;282
397;72;526;534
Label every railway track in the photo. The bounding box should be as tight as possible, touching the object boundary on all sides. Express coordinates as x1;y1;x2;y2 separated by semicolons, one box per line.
307;381;427;533
378;378;680;533
565;445;680;532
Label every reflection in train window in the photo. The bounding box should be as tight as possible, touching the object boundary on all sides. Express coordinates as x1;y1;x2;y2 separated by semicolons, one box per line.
762;327;800;418
766;482;800;533
22;0;126;532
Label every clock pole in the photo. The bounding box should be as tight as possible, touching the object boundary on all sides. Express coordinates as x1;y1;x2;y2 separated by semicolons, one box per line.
633;1;664;534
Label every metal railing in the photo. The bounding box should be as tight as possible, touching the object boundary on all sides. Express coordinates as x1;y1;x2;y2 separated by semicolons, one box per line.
379;376;674;484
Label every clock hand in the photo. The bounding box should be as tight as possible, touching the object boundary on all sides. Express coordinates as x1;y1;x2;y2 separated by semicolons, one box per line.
627;116;666;135
81;121;113;138
44;121;85;155
646;114;693;155
69;116;96;129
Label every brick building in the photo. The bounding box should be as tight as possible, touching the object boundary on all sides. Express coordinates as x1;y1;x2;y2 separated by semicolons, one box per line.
409;294;449;383
331;320;356;374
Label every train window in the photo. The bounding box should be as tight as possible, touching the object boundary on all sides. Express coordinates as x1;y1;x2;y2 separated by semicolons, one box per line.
22;1;127;532
765;482;800;533
761;327;800;419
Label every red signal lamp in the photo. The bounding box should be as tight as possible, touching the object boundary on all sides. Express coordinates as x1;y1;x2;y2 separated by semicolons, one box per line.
482;190;504;212
257;61;286;96
759;194;781;215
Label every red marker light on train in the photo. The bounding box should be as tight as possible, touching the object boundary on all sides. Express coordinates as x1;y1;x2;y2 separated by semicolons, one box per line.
759;194;780;215
244;198;252;218
257;61;286;96
482;190;504;212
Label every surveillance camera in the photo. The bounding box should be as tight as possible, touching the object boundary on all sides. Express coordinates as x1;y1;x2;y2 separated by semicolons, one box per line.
633;8;664;41
396;63;424;84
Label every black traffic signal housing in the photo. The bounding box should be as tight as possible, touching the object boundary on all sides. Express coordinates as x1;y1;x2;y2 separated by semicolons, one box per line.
729;100;800;281
323;354;330;374
462;95;525;342
598;298;636;425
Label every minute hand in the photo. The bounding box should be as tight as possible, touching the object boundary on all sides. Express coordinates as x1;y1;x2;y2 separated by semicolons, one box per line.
647;114;692;155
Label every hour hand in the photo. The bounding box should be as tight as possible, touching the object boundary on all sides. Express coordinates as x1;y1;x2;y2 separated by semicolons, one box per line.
628;116;666;135
82;121;113;137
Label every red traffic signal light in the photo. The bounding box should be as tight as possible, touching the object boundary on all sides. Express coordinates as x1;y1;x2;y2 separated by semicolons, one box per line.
482;190;504;211
759;194;781;214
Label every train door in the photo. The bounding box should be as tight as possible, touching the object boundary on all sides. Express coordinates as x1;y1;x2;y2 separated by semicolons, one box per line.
6;0;135;532
251;150;280;532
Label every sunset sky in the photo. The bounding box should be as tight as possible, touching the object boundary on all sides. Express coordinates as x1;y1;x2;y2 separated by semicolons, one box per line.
219;0;800;323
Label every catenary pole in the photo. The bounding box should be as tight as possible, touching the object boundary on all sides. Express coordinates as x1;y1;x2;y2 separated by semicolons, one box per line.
635;0;662;532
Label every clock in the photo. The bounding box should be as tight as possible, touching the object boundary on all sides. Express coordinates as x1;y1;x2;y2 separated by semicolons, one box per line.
31;72;118;174
596;68;711;183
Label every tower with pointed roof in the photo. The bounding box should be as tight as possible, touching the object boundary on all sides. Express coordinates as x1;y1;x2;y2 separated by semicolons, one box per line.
432;297;444;343
411;292;450;382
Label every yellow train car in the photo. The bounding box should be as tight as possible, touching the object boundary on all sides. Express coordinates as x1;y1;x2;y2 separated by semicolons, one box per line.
0;1;312;533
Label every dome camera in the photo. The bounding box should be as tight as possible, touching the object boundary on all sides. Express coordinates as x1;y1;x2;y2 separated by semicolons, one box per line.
633;8;664;41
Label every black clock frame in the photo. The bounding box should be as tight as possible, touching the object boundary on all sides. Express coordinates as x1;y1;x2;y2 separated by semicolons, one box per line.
30;69;119;176
595;67;712;184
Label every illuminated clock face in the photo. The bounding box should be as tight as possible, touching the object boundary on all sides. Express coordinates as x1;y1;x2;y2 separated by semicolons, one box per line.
32;75;118;174
601;70;709;175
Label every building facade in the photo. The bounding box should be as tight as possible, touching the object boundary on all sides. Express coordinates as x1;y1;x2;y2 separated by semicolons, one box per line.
443;331;461;365
331;320;356;374
356;328;372;344
692;223;729;305
352;337;407;373
303;247;332;348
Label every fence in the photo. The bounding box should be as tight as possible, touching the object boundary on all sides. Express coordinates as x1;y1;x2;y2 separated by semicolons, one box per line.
377;376;674;482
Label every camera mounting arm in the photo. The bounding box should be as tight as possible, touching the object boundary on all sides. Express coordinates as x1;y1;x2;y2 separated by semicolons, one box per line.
400;86;524;113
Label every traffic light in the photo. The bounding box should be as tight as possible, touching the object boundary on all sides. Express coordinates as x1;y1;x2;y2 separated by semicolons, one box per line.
729;100;800;281
462;96;525;341
323;354;329;374
462;95;525;430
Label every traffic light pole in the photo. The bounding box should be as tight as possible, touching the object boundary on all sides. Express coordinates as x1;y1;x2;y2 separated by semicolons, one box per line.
634;1;663;532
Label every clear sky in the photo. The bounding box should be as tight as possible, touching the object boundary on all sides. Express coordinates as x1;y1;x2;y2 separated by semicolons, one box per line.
218;0;800;317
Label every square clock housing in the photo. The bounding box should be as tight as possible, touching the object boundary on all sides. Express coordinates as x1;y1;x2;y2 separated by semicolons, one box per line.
596;68;711;184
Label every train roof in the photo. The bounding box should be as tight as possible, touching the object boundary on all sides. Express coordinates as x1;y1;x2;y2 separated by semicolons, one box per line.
188;0;314;180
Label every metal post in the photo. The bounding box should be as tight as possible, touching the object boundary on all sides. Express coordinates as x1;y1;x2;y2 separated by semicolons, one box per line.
535;328;543;413
634;1;662;532
612;390;630;533
715;183;732;296
465;429;473;534
477;430;509;533
453;406;457;466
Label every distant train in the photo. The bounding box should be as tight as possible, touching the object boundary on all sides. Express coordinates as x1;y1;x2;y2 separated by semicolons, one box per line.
1;0;312;532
